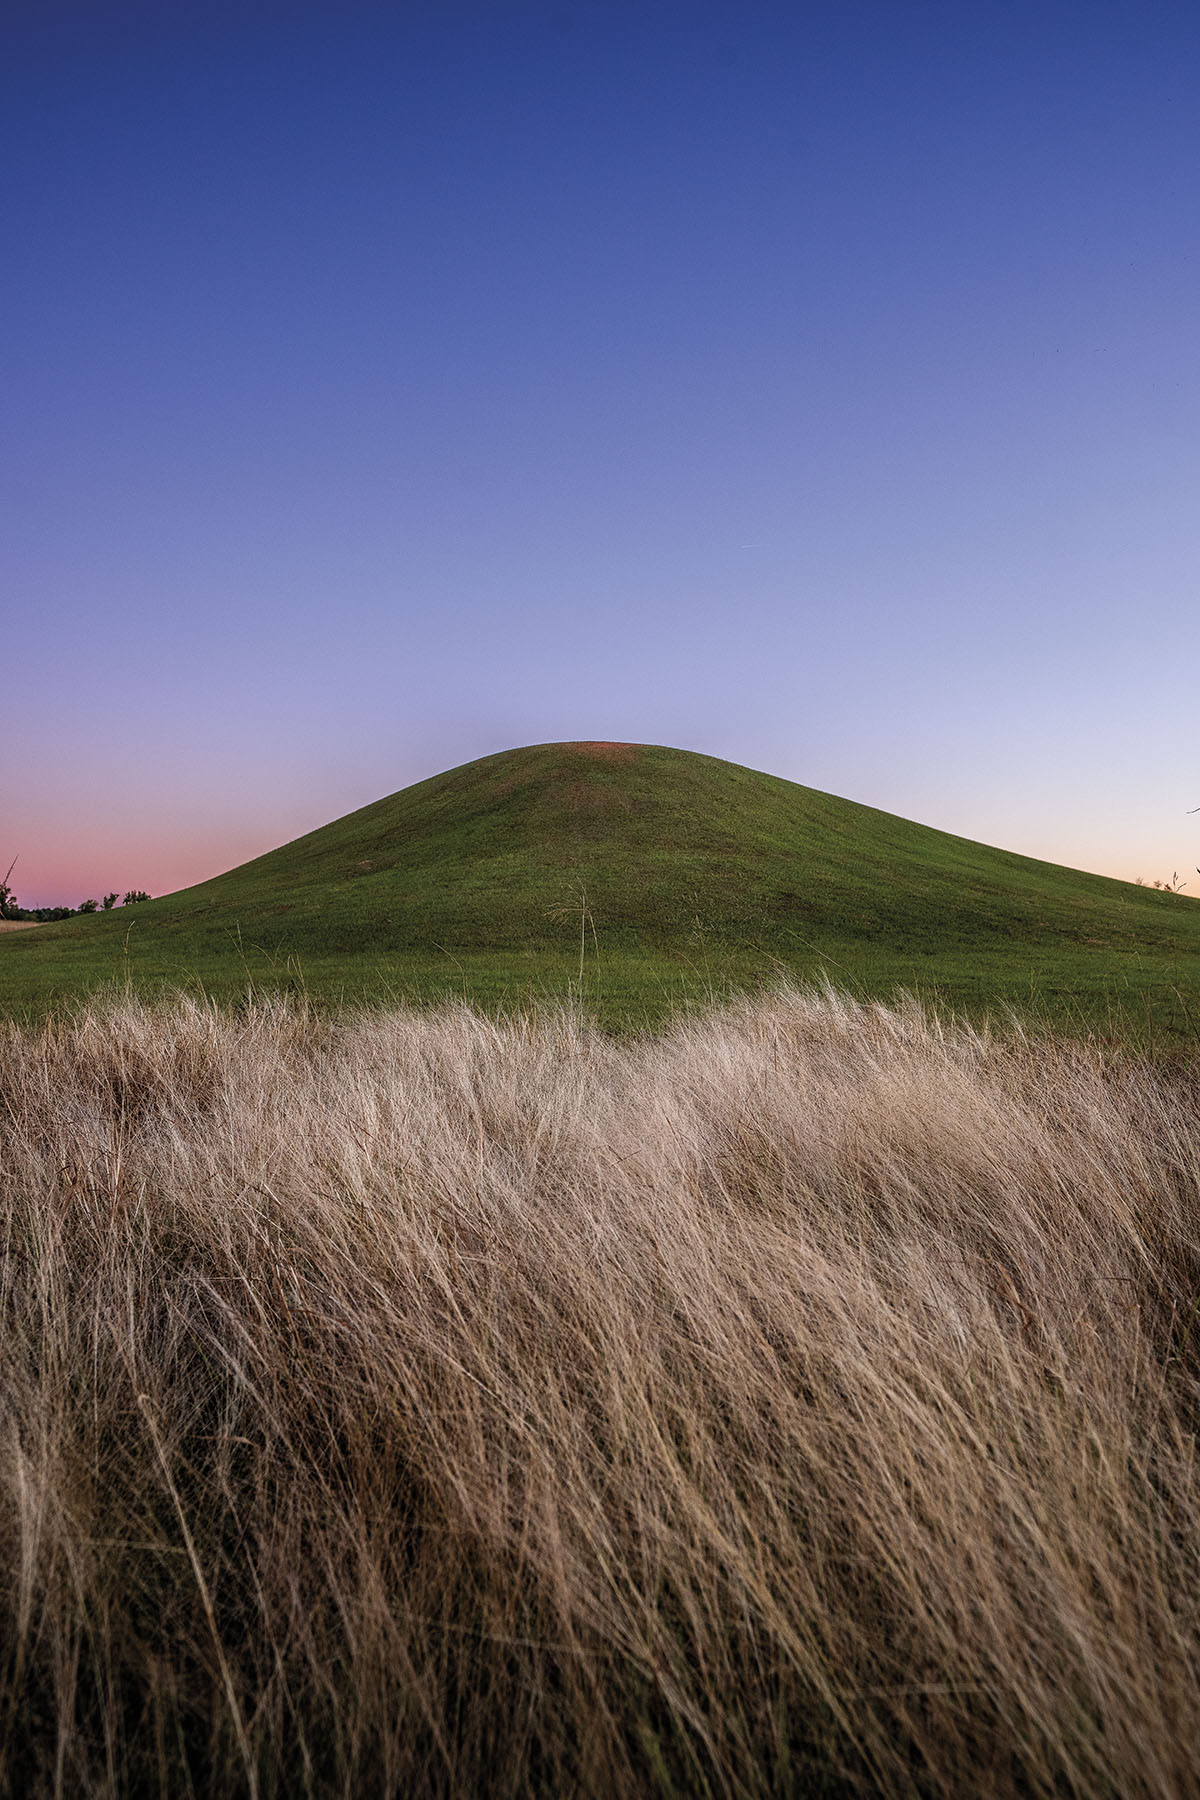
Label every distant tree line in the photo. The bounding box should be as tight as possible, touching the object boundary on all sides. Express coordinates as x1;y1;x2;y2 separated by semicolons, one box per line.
0;861;150;921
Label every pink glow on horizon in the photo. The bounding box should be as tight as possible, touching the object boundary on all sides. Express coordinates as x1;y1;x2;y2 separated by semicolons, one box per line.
7;831;278;914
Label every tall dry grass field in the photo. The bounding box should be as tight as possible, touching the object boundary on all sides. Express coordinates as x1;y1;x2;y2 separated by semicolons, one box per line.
1;988;1198;1797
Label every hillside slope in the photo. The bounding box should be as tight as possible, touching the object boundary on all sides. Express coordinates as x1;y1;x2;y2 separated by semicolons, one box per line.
4;741;1199;1033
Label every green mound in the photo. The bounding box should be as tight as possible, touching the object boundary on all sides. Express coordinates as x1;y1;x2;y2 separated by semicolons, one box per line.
4;741;1199;1037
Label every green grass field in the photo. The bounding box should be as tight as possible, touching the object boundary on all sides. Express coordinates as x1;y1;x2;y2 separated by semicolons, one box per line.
4;740;1199;1039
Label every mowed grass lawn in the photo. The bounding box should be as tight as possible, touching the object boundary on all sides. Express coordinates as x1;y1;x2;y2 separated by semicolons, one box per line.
3;743;1199;1041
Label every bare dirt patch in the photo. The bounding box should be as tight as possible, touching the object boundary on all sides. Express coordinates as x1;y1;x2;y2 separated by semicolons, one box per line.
571;741;637;762
0;920;40;932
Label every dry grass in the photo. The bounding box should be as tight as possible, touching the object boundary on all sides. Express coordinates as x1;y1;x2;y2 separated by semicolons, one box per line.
1;987;1198;1798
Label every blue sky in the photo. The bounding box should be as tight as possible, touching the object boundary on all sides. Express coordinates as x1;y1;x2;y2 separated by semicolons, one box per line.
4;1;1199;905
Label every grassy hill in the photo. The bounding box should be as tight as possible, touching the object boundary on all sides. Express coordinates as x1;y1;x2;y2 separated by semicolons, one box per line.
3;740;1199;1037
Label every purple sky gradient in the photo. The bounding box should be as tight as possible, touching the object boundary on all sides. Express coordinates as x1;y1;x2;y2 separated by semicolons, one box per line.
4;1;1199;908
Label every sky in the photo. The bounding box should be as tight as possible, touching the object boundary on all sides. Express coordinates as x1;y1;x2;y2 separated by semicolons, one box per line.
4;0;1199;907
